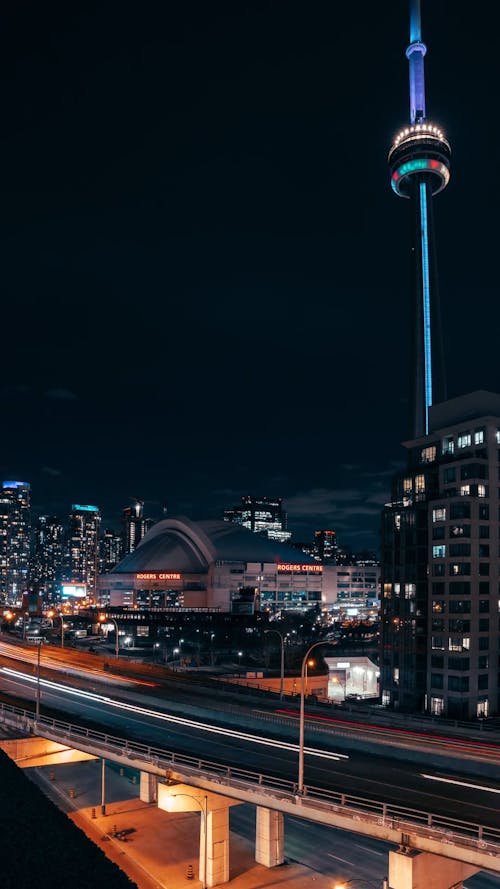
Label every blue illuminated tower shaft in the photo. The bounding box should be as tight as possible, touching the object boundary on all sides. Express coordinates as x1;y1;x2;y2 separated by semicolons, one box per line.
388;0;450;438
409;176;446;439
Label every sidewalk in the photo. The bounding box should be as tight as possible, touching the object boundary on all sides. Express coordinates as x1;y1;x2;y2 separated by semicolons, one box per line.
27;759;334;889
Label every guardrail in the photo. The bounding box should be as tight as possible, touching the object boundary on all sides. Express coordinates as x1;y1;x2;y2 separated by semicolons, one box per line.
2;698;500;861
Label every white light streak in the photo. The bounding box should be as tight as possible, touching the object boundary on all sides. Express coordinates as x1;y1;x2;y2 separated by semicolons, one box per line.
1;667;348;762
421;773;500;794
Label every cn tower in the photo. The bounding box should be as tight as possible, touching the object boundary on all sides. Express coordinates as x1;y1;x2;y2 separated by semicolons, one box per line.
388;0;450;438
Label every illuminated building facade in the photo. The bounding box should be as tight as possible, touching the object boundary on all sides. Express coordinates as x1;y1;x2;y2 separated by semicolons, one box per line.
381;392;500;718
121;499;154;556
388;0;450;439
0;481;31;603
65;504;101;601
313;530;337;562
100;528;122;573
98;516;334;613
31;515;64;602
223;496;291;543
328;564;380;618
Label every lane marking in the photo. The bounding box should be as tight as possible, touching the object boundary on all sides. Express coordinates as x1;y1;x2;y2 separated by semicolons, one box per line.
421;773;500;794
327;853;354;865
352;843;384;856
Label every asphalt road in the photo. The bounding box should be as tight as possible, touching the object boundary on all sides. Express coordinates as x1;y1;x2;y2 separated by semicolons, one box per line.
3;667;500;836
229;805;500;889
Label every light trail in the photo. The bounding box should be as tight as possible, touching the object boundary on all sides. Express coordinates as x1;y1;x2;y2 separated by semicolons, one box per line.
1;667;348;763
421;774;500;795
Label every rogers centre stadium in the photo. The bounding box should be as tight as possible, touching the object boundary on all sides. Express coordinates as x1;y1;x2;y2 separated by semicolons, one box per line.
97;516;335;613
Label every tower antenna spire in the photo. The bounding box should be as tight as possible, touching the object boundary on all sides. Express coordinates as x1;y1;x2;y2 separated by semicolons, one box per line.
407;0;426;124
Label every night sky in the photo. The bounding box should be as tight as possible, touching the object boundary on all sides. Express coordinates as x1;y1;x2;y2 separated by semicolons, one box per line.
1;2;499;550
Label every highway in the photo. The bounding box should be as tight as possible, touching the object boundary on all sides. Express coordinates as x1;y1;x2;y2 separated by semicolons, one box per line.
2;638;500;889
2;661;500;834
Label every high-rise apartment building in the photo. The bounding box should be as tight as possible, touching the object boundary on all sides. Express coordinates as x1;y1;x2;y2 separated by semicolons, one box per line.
313;530;337;563
121;499;153;556
32;515;64;602
0;481;31;603
381;392;500;719
65;504;101;600
100;527;122;573
223;496;291;543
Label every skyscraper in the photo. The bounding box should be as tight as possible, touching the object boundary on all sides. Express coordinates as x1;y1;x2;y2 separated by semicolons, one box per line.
0;481;31;603
32;515;64;602
388;0;450;438
121;499;153;556
65;504;101;600
223;496;291;543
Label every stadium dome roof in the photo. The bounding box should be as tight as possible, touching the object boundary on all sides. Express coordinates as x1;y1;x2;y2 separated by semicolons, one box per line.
111;516;316;575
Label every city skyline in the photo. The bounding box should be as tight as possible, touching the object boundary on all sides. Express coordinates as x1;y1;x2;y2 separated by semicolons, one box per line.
2;2;498;550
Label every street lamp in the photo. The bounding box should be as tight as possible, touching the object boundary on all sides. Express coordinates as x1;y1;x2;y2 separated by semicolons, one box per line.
264;629;285;700
59;615;66;649
109;618;119;657
167;793;208;889
298;640;336;795
35;638;43;720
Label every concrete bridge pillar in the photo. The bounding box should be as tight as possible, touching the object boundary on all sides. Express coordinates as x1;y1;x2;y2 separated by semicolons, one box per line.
139;771;158;803
202;805;230;887
388;848;478;889
255;806;284;867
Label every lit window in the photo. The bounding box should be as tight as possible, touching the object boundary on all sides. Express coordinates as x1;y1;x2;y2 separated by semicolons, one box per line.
478;484;486;498
431;697;444;716
474;428;485;445
442;435;454;455
403;477;412;494
432;507;446;522
432;545;446;558
458;432;472;449
415;474;425;494
431;636;444;650
404;583;416;599
394;583;400;597
393;667;399;684
421;446;436;463
394;514;401;531
460;485;470;496
496;429;500;444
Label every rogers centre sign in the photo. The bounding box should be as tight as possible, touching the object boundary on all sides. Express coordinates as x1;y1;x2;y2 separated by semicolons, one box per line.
135;572;181;581
277;564;323;574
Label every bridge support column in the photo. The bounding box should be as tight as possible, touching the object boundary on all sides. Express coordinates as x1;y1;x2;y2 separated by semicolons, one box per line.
255;806;284;867
202;805;229;887
388;848;478;889
139;771;157;803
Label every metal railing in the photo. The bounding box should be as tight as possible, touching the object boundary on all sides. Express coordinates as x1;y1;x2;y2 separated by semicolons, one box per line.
1;698;500;860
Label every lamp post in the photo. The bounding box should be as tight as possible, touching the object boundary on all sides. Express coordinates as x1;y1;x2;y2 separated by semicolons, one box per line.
109;618;119;657
169;793;208;889
264;629;285;700
35;638;42;720
298;640;336;795
60;615;65;649
101;757;107;815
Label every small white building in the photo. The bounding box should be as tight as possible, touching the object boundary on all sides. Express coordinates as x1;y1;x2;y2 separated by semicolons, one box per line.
324;655;379;701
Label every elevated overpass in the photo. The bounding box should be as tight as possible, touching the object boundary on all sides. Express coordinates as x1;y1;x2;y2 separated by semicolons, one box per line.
0;700;497;889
